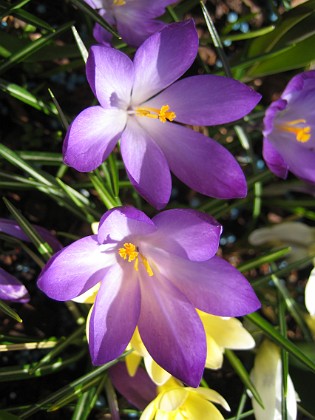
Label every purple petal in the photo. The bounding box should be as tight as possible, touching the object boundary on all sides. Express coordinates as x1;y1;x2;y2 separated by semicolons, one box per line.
263;138;288;178
281;70;315;101
152;252;261;317
148;209;222;261
138;119;247;199
0;267;30;303
110;363;156;410
144;75;261;125
86;46;134;109
89;264;140;365
93;23;112;46
121;118;172;209
63;106;126;172
98;207;156;244
37;235;115;301
0;219;62;252
138;272;206;387
132;20;198;105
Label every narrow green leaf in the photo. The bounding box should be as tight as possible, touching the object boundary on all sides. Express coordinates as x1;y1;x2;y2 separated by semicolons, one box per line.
71;26;88;63
3;198;53;260
0;78;57;115
225;349;264;408
48;88;69;129
0;410;20;420
89;172;120;210
0;300;22;323
0;0;31;19
12;9;55;32
0;22;73;75
200;1;232;78
68;0;119;38
246;312;315;373
237;247;292;273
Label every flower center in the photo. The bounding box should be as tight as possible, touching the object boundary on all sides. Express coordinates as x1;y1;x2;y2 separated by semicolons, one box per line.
113;0;126;6
135;105;176;123
278;119;311;143
118;242;154;276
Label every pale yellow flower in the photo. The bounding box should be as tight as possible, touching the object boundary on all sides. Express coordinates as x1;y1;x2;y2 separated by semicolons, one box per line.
141;377;230;420
250;340;298;420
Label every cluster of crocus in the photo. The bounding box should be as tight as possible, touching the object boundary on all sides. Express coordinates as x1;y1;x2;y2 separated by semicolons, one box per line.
263;70;315;184
84;0;178;47
38;206;260;386
0;219;61;303
63;20;261;209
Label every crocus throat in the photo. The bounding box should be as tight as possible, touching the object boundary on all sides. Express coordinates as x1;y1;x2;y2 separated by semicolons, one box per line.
136;105;176;123
118;242;154;276
113;0;126;5
278;119;311;143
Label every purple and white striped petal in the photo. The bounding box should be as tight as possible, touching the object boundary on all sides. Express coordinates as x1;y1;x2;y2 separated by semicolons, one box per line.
86;46;134;109
138;118;247;199
98;206;156;245
146;209;222;261
131;20;198;105
37;236;116;301
121;118;172;209
89;264;141;365
138;271;206;387
144;75;261;126
0;267;30;303
63;106;126;172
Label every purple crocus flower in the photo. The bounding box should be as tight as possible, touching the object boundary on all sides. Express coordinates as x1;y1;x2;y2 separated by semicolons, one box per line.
85;0;177;47
63;20;261;209
37;206;260;386
263;70;315;183
0;218;62;303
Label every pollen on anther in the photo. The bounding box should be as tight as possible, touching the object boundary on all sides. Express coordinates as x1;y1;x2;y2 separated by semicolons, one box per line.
118;243;138;262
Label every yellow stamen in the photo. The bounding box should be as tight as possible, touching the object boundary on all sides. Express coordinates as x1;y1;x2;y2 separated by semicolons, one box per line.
118;243;138;262
113;0;126;6
118;243;154;276
278;119;311;143
136;104;176;123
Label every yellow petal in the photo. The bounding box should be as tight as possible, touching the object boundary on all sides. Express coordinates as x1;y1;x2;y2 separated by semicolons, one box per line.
125;352;142;376
144;355;172;386
130;327;149;356
193;388;230;411
158;388;189;411
91;221;99;234
158;377;183;394
199;311;255;350
72;283;100;304
140;396;160;420
205;334;224;369
183;393;225;420
85;304;93;343
305;267;315;316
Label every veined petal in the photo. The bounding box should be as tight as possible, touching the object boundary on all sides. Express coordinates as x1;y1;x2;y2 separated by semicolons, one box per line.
121;118;171;209
63;106;126;172
86;46;134;109
110;363;156;410
98;207;156;244
144;75;261;125
0;218;62;252
138;119;247;199
37;235;116;301
149;209;222;261
89;264;140;365
0;267;30;303
132;20;198;105
194;388;230;411
144;356;172;386
152;252;260;317
138;271;206;387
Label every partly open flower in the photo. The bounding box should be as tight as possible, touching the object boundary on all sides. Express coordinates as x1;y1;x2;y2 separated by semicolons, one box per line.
250;340;298;420
0;218;61;303
263;70;315;183
64;20;261;209
141;377;230;420
38;206;260;386
85;0;177;47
